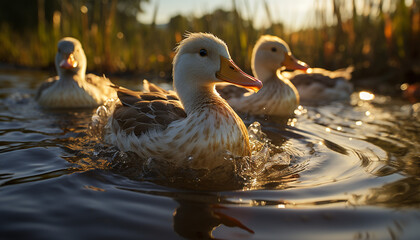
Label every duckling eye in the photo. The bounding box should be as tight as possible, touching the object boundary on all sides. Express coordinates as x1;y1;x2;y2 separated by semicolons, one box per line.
199;49;207;57
271;47;277;52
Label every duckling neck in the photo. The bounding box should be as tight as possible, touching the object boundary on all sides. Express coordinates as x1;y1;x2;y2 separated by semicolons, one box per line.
252;62;276;82
177;83;227;114
58;69;86;85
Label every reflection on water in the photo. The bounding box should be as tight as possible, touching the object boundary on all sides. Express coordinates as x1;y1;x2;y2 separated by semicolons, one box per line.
354;176;420;208
1;70;420;239
173;200;255;238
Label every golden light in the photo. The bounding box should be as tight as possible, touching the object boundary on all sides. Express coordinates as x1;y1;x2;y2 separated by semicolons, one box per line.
356;121;363;126
294;105;306;116
306;68;313;73
53;11;61;26
365;111;371;116
117;32;124;39
400;83;409;91
288;118;298;127
337;126;342;131
80;5;88;14
359;91;375;101
277;204;286;209
325;127;331;132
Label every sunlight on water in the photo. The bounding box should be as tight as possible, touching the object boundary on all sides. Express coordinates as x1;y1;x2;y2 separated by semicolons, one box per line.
358;91;375;101
1;71;420;240
80;87;420;194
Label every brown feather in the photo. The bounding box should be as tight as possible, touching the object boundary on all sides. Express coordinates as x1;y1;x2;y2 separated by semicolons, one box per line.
143;80;169;94
113;84;187;137
144;80;180;100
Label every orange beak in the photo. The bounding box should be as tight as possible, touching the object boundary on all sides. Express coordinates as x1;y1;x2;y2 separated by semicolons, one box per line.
59;53;78;69
282;53;309;71
216;56;262;92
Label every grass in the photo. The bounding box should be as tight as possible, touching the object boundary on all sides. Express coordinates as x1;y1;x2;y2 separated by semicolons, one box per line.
0;0;418;86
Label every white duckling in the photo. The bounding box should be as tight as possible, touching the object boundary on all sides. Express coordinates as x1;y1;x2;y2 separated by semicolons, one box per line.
36;37;116;108
218;35;308;118
105;33;262;170
283;66;354;104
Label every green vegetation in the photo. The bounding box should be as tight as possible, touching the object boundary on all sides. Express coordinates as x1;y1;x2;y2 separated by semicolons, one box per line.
0;0;418;85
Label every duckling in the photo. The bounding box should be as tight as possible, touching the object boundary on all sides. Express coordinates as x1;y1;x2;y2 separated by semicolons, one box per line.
284;66;354;104
36;37;116;108
218;35;308;118
105;33;262;170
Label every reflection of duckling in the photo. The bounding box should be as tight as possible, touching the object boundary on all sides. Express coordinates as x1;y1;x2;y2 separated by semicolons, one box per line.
283;66;354;104
36;37;116;108
173;200;254;239
218;35;308;118
105;33;262;170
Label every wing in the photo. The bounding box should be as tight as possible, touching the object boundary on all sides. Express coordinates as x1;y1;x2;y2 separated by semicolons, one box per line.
288;66;353;88
216;84;251;100
142;80;179;100
113;84;187;137
85;73;116;97
290;73;337;88
35;76;59;100
85;73;113;87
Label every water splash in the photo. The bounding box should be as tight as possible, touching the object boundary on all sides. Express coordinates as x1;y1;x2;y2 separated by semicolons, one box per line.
89;97;118;139
88;104;301;190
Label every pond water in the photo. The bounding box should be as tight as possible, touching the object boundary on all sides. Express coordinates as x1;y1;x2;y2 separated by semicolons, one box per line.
0;69;419;240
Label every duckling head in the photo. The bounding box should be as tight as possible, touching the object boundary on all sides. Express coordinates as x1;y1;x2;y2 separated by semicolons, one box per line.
55;37;87;79
173;32;262;110
251;35;308;80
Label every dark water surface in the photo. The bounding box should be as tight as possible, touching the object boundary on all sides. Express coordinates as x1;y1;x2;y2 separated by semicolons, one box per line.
1;69;420;240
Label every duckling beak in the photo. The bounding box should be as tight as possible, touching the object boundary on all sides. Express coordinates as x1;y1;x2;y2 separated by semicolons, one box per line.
216;56;263;92
59;53;78;69
282;53;309;71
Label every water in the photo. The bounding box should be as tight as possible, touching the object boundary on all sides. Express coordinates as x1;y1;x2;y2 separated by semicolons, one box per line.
1;69;420;240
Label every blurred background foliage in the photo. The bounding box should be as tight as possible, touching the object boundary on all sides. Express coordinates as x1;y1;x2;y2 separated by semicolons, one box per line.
0;0;418;90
